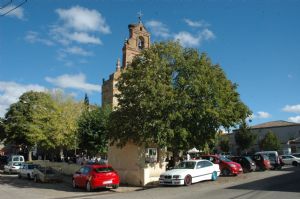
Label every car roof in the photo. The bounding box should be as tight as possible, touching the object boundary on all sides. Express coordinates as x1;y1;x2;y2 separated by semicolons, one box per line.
86;164;113;168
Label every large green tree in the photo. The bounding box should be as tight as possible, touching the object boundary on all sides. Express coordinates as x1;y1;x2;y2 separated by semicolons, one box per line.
3;91;83;160
4;91;58;160
234;121;257;153
109;41;251;156
50;90;83;156
77;105;111;156
260;131;281;151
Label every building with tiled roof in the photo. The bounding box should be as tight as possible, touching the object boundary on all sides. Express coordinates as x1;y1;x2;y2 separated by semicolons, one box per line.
227;120;300;155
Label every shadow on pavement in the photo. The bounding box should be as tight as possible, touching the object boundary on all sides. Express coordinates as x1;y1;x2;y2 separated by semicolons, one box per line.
226;166;300;193
0;172;113;194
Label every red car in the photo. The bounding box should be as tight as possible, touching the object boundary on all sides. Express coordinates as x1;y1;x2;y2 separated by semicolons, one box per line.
72;164;120;191
200;155;243;176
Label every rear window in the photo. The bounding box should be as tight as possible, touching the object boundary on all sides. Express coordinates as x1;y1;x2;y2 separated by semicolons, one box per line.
28;164;38;169
94;167;114;173
219;156;232;162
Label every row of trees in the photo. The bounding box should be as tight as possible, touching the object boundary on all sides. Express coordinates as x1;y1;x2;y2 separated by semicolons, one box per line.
0;91;110;161
1;41;253;160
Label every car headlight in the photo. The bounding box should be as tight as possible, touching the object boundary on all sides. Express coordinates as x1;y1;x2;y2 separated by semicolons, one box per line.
173;175;181;179
229;164;236;168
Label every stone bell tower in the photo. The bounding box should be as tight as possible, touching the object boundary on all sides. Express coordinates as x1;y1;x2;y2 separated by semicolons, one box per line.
122;17;151;68
102;15;150;108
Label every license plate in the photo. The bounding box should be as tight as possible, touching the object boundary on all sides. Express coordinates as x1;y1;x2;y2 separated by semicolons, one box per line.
103;180;112;184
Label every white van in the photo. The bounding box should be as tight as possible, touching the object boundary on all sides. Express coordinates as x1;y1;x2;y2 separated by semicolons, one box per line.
255;151;281;169
8;155;25;163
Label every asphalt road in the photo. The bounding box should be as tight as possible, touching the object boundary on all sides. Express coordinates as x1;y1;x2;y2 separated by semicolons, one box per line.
0;166;299;199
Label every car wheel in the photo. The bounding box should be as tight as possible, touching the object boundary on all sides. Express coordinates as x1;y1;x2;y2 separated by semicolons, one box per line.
222;168;231;176
72;179;77;188
211;171;218;181
112;184;119;189
27;174;31;180
86;181;92;192
184;175;192;186
292;161;298;166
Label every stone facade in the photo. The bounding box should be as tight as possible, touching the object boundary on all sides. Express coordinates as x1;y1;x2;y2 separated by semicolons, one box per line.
102;20;166;186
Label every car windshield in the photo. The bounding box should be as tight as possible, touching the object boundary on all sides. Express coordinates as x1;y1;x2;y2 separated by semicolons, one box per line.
268;154;276;161
219;156;232;162
175;161;196;169
94;167;114;173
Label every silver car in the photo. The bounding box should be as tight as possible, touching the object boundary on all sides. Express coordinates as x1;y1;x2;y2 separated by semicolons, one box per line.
18;163;39;179
4;162;23;174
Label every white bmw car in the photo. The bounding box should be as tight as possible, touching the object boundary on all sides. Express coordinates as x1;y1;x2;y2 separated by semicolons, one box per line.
159;159;220;186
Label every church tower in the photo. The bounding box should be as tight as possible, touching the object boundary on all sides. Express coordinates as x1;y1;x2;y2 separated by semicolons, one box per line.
122;18;151;68
102;16;150;108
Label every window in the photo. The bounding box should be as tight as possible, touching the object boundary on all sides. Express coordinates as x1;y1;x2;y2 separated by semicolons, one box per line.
138;36;145;49
145;148;157;163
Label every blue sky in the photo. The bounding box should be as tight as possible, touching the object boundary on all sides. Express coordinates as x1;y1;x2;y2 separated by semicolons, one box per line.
1;0;300;126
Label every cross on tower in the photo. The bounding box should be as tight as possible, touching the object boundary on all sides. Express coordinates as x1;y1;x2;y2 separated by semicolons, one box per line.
137;10;143;23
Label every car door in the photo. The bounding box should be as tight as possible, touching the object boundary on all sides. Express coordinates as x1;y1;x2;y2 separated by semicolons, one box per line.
75;167;86;187
284;155;294;164
196;161;210;182
20;164;26;177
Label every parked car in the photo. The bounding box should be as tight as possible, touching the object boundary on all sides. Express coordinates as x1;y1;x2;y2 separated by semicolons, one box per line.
230;156;256;172
280;155;300;166
250;154;271;171
292;153;300;158
255;151;282;170
33;166;62;183
72;164;120;191
159;159;220;186
3;161;23;174
18;163;39;179
200;155;243;176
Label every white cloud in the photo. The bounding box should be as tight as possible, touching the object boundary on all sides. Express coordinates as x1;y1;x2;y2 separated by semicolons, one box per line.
174;29;215;47
64;46;93;56
288;116;300;123
201;28;215;40
282;104;300;113
250;111;271;119
0;5;24;20
145;20;170;38
51;6;107;45
0;81;46;117
55;6;110;34
25;31;55;46
45;73;101;93
174;31;201;47
67;32;102;44
257;111;271;119
184;19;209;28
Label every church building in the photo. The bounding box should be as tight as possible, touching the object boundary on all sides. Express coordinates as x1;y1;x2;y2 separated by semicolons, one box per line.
102;17;167;186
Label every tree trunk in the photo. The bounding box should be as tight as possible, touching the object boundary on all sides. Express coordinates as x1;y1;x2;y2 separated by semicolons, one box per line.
28;150;32;162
